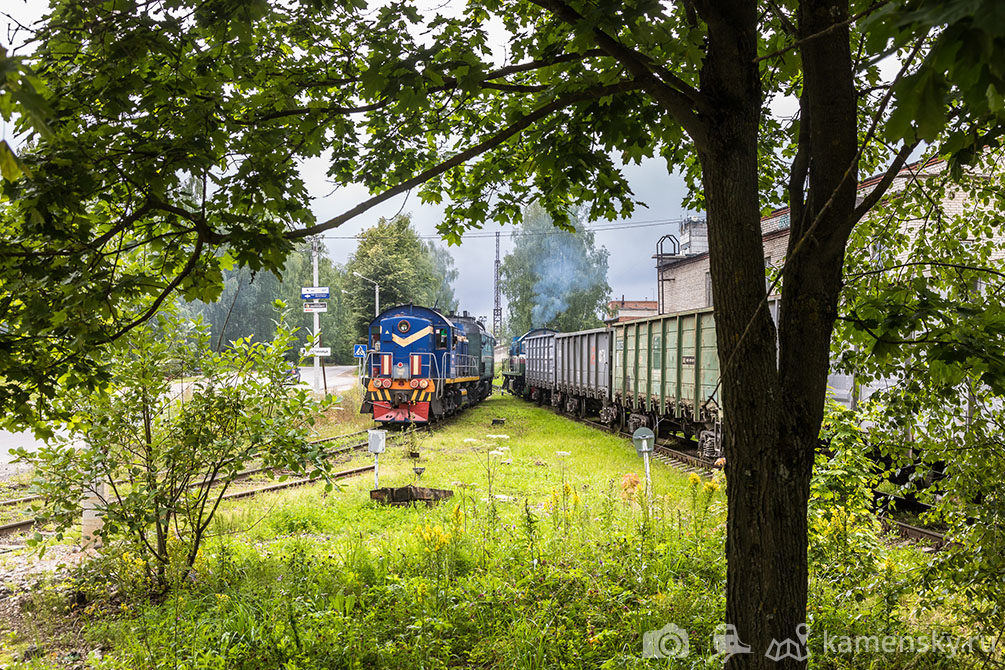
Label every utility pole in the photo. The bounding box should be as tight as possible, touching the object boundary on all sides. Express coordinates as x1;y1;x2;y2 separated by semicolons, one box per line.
493;231;502;339
311;238;321;394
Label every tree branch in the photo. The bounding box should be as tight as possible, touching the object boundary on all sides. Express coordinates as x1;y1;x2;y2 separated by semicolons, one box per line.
285;80;643;239
787;92;810;234
851;141;918;222
846;261;1005;280
527;0;709;144
247;50;607;124
100;234;205;344
765;0;797;37
483;49;606;80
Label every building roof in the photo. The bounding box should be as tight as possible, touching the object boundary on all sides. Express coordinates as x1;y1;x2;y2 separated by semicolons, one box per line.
608;300;658;310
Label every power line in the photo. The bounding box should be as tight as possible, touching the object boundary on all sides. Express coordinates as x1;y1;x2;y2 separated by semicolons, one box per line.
318;217;689;241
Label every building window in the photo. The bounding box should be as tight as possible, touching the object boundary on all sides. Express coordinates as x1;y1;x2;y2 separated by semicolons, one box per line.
705;271;713;307
764;256;772;293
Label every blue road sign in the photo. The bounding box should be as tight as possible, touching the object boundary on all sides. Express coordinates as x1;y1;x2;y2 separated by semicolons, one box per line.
301;286;330;300
353;344;367;358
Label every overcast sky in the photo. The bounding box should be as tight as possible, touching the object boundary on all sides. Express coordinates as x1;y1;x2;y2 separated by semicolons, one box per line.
305;161;693;320
2;0;695;323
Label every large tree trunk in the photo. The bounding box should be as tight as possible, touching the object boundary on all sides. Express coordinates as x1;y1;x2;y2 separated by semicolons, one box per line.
696;1;859;668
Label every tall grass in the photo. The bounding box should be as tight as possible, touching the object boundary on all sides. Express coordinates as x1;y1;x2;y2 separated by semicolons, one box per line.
312;384;375;438
7;396;983;669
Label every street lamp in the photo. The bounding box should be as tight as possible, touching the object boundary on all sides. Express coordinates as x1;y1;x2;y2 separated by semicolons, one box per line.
353;272;380;316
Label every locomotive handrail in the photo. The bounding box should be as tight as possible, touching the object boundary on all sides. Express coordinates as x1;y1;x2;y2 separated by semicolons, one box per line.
359;350;445;382
360;349;485;382
450;352;480;378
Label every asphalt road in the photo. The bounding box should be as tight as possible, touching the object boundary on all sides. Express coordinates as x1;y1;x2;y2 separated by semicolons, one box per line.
298;364;360;392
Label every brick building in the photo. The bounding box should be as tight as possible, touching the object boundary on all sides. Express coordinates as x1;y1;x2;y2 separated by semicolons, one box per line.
656;158;968;313
605;298;659;323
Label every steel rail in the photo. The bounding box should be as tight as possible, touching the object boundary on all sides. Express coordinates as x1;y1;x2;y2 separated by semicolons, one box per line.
0;463;376;541
0;429;376;510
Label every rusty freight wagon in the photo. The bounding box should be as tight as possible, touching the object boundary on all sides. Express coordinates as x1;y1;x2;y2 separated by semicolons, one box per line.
605;307;721;457
507;306;724;457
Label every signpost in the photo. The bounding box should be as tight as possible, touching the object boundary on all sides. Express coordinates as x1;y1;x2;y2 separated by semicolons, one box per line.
303;301;328;313
353;344;367;358
303;248;327;393
368;430;386;489
306;347;331;357
632;427;655;500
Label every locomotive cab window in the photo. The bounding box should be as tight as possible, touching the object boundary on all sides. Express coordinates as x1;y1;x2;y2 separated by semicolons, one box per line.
435;328;449;348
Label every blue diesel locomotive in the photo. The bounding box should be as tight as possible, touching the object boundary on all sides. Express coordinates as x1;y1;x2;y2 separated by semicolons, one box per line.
360;305;495;425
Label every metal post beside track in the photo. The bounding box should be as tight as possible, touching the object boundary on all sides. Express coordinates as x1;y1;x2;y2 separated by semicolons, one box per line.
368;430;386;489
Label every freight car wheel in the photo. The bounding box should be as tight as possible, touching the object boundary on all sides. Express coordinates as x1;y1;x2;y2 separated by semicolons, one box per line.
613;410;625;434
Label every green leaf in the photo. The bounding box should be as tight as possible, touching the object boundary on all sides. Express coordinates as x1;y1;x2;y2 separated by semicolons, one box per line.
0;140;26;181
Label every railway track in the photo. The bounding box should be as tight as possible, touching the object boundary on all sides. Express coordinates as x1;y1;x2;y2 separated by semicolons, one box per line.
564;408;946;547
0;463;375;543
0;428;392;542
0;429;375;512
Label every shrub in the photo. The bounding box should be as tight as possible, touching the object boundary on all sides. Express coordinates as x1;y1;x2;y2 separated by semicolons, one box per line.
17;306;332;585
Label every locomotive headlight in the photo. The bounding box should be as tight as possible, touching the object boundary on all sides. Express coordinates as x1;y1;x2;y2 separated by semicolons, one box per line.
419;379;429;389
410;379;419;389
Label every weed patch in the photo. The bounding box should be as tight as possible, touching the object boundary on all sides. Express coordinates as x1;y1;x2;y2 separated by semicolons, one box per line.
3;396;987;669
